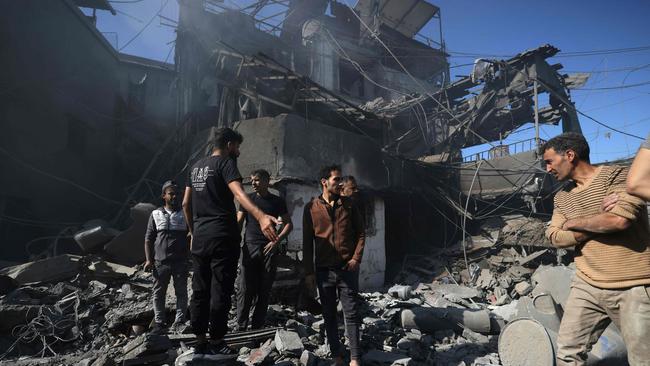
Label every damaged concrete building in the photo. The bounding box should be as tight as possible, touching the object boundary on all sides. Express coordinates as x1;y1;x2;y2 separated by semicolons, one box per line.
5;1;637;365
169;0;589;289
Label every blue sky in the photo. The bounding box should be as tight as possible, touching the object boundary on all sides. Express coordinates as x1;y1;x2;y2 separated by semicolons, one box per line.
88;0;650;163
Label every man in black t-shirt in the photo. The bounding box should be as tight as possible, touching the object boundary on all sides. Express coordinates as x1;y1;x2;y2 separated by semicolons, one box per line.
236;169;293;330
182;128;278;356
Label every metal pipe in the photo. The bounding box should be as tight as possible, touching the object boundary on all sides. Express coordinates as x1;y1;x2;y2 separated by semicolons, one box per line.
401;307;493;335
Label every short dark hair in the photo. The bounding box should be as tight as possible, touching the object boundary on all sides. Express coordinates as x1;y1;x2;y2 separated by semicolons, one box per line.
251;169;270;181
343;175;357;184
318;165;341;181
541;132;590;162
213;127;243;150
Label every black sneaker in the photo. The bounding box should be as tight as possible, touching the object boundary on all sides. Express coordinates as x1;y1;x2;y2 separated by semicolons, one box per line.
150;322;166;335
210;341;239;357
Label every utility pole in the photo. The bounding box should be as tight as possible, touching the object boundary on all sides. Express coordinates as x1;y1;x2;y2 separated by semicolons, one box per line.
533;80;540;149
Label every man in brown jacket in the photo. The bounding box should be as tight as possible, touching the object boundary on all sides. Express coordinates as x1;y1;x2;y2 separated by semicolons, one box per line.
303;165;365;366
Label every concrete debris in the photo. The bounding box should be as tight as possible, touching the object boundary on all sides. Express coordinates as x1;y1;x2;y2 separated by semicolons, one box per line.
103;203;156;265
499;215;553;248
0;212;602;366
387;284;412;300
74;224;121;253
274;329;304;355
121;333;172;360
513;281;532;296
299;350;317;366
245;339;275;366
0;255;81;285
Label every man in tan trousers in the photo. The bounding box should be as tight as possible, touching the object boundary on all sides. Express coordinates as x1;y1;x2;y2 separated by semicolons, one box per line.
543;132;650;366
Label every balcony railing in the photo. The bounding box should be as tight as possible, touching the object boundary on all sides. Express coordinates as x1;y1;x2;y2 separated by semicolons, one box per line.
463;138;545;163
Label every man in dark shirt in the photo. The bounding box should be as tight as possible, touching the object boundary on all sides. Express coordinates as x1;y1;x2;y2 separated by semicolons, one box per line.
236;169;293;330
144;180;189;334
303;165;365;366
182;128;278;356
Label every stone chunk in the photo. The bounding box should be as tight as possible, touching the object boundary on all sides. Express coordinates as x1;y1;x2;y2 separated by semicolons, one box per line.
0;255;81;285
300;350;317;366
121;333;171;360
428;283;480;299
274;329;304;355
245;339;274;366
286;319;313;338
311;319;325;332
514;281;533;296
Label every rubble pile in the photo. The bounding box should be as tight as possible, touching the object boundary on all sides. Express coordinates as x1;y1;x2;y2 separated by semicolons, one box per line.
0;214;600;366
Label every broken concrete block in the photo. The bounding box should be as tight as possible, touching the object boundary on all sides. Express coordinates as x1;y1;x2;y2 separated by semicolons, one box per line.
74;224;121;253
0;255;81;285
531;264;575;306
314;344;330;358
90;351;116;366
311;319;325;332
104;203;155;265
489;299;519;322
518;249;548;266
274;329;304;355
514;281;532;296
87;259;136;281
286;319;313;338
300;350;317;366
104;299;153;332
121;333;171;360
245;339;274;366
428;283;480;299
387;284;412;300
500;215;553;248
475;269;496;289
461;328;489;344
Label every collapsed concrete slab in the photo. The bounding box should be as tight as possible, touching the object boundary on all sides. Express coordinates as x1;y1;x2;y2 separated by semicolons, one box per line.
104;203;155;265
0;255;81;285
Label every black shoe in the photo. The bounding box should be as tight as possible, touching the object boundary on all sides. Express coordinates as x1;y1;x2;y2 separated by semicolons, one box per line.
150;323;165;335
193;341;237;360
208;341;238;357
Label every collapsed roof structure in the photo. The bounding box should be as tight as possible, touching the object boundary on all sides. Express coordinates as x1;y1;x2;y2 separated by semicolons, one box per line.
176;1;587;162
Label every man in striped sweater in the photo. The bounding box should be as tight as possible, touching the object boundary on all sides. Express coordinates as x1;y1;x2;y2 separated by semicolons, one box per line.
543;132;650;366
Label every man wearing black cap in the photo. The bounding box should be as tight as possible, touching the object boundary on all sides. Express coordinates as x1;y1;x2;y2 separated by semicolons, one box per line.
183;128;278;356
144;180;190;334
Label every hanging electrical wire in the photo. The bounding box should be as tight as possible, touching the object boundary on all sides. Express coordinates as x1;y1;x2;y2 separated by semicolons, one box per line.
118;0;169;52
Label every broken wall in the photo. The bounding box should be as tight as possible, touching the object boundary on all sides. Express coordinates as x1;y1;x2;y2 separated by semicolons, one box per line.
0;1;178;261
235;114;389;189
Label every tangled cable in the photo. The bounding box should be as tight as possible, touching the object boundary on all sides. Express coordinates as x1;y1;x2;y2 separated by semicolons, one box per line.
0;292;80;360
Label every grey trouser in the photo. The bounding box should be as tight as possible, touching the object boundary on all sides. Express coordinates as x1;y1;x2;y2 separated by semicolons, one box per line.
316;267;361;360
236;243;278;330
152;260;189;325
556;276;650;366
